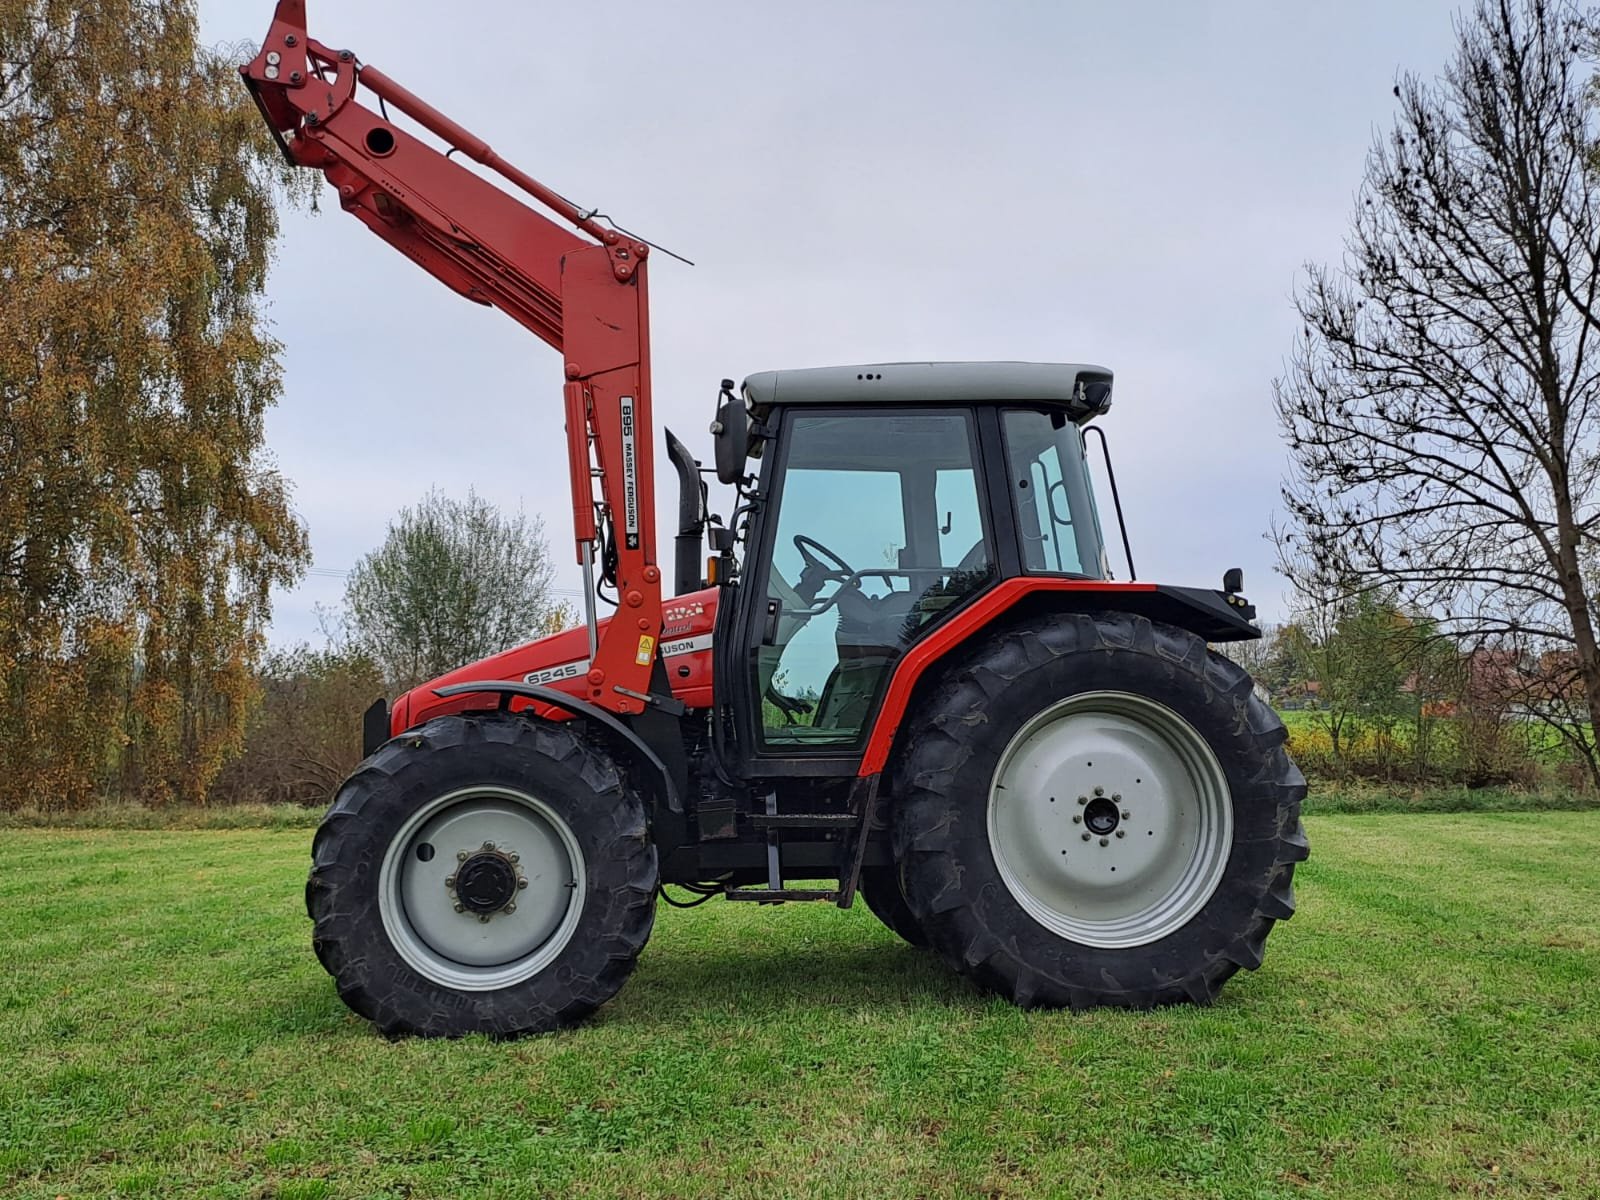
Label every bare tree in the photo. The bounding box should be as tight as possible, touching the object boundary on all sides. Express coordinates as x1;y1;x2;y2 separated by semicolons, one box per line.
1275;0;1600;786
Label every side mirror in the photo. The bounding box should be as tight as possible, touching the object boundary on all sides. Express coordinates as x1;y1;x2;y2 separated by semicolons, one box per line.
1222;567;1244;595
711;379;750;485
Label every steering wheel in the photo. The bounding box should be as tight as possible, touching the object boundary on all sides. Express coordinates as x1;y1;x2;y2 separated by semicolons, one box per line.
793;534;855;579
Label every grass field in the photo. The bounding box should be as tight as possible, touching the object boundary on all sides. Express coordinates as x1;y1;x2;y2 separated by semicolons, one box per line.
2;815;1598;1199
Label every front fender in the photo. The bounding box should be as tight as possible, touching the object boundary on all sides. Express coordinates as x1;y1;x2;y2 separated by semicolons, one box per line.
429;681;682;813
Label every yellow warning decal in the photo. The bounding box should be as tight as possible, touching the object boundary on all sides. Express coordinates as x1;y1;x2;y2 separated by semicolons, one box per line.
636;635;656;666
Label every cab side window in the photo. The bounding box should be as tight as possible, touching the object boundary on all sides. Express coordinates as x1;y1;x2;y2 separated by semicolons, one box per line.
1001;409;1106;578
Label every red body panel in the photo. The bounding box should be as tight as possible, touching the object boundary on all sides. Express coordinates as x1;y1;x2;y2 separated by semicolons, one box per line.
397;579;1167;775
856;578;1159;776
392;588;719;736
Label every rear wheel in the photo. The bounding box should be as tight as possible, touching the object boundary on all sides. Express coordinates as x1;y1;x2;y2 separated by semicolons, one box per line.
893;611;1307;1009
306;713;657;1037
856;865;927;948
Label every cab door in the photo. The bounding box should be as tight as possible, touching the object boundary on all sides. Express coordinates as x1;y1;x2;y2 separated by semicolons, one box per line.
731;406;996;769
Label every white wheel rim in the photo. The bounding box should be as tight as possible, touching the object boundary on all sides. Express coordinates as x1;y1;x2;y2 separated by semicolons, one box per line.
986;690;1233;949
377;786;585;991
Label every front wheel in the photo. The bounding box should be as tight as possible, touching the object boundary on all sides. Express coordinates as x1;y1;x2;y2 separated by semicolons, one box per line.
306;714;657;1037
893;611;1307;1009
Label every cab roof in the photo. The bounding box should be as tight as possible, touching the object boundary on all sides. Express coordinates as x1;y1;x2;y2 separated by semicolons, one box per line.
741;361;1114;420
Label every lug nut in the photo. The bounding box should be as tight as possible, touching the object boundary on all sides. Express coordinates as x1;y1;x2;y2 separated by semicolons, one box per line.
1122;810;1131;819
445;875;456;888
1077;796;1088;806
1116;831;1125;839
453;903;465;913
457;851;468;862
1112;793;1122;802
509;853;519;864
1071;815;1081;824
504;902;516;914
517;878;529;889
1099;837;1109;847
478;914;491;924
1093;786;1105;797
482;841;495;851
1081;832;1091;841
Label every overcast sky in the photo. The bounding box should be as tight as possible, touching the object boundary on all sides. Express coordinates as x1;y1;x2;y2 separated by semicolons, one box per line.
202;0;1466;646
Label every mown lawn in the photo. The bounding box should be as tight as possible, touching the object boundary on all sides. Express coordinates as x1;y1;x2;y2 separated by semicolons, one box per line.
2;815;1597;1199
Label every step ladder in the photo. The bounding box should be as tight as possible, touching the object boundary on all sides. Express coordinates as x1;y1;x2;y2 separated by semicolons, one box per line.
723;777;880;907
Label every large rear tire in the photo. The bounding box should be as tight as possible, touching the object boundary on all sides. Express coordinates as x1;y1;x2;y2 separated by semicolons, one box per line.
893;611;1307;1009
857;865;928;948
306;713;657;1037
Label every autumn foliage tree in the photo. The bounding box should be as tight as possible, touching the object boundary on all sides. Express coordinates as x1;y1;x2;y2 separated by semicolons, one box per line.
1275;0;1600;788
0;1;309;809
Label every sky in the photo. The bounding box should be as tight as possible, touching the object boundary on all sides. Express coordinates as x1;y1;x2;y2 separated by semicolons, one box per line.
200;0;1468;646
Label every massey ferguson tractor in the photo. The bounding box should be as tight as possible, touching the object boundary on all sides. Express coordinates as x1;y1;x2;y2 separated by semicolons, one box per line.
244;2;1307;1037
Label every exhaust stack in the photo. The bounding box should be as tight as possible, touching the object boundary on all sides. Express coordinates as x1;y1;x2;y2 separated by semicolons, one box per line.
664;429;706;596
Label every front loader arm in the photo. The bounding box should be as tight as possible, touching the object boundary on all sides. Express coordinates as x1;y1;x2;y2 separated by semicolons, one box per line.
242;2;664;716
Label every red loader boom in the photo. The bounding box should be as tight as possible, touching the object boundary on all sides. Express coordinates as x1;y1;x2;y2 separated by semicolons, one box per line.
242;0;663;716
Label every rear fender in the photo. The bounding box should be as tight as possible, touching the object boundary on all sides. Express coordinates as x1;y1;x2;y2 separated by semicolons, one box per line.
860;577;1258;776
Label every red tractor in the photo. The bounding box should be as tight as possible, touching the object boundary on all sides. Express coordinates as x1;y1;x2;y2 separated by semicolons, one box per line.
245;3;1306;1038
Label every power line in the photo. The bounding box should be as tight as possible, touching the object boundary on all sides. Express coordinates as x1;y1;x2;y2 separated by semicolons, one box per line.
300;565;587;601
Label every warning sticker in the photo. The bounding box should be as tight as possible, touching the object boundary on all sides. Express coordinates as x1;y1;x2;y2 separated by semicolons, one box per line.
635;635;656;666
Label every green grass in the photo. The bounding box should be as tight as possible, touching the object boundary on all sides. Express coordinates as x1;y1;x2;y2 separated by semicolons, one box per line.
1306;781;1600;814
8;774;1590;838
2;816;1598;1199
0;802;320;831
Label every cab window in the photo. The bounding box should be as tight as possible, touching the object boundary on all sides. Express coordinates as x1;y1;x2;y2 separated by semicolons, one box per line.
1002;409;1107;577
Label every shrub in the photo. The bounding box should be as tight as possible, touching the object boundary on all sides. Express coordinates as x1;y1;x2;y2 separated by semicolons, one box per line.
210;646;385;807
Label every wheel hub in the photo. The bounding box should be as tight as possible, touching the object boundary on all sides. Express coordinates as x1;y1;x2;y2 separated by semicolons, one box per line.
451;848;520;914
1083;795;1121;836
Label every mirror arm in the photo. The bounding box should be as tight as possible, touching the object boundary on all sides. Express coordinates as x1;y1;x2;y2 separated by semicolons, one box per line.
1082;425;1136;581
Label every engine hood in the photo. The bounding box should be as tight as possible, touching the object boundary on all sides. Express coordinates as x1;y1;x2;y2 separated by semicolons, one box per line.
389;587;719;736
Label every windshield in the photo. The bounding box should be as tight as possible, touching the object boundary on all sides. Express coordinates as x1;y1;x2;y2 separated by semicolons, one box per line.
1001;409;1108;577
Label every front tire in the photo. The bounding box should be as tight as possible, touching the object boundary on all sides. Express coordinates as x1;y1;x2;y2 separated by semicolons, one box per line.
893;611;1307;1009
306;713;657;1037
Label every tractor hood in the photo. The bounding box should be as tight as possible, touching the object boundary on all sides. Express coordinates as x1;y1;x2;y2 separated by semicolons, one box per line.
382;588;719;746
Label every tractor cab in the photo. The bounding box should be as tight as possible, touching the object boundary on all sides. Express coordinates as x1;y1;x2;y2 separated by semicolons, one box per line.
702;362;1121;772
